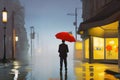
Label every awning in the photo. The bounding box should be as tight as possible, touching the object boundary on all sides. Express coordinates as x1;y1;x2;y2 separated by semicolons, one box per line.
78;0;120;32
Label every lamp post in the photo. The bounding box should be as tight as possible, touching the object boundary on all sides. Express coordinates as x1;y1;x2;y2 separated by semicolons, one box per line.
2;7;8;63
11;11;15;60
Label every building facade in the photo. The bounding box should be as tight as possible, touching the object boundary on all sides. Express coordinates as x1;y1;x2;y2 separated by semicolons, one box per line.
0;0;29;61
78;0;120;63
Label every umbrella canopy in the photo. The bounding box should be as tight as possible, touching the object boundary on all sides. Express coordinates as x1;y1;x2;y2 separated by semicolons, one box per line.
55;32;76;42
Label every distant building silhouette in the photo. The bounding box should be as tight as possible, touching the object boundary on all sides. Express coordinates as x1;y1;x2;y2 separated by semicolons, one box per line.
0;0;29;62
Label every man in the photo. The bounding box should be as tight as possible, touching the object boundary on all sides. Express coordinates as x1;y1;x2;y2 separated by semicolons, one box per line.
58;40;69;71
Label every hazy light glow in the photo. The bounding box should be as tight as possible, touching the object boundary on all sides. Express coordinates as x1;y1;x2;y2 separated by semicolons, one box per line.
19;0;82;79
15;36;18;42
75;41;82;50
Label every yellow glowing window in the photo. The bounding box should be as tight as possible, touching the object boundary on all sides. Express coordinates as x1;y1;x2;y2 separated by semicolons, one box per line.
105;38;118;59
75;41;82;50
93;37;104;59
85;39;89;59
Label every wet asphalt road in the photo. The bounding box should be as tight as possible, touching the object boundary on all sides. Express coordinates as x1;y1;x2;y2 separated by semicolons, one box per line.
0;52;119;80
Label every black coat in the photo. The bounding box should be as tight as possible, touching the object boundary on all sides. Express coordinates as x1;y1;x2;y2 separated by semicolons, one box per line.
58;43;69;58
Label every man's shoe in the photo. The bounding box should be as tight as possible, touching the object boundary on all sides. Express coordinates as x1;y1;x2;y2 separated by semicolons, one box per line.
60;68;62;71
65;68;67;71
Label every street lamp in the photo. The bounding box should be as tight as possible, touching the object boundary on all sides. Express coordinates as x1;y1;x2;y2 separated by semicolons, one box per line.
2;7;8;63
2;8;7;23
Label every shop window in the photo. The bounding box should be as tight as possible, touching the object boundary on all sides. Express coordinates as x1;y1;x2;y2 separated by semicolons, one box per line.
93;37;104;59
105;38;118;59
75;41;82;50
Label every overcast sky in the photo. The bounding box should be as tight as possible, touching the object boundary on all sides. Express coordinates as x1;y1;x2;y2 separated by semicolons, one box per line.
19;0;82;54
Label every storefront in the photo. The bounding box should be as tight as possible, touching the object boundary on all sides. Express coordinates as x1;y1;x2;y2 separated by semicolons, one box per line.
74;40;83;60
78;0;120;63
84;37;118;62
81;21;119;63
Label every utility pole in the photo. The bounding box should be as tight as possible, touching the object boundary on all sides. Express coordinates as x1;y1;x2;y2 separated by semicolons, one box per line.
12;11;15;60
30;26;35;80
30;26;35;57
75;8;77;40
67;8;78;40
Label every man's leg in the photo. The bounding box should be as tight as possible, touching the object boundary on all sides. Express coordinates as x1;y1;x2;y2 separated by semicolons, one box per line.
60;57;63;71
64;57;67;71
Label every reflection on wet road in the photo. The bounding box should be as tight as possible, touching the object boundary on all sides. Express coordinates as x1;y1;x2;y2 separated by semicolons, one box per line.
26;50;76;80
74;61;119;80
60;71;67;80
1;52;119;80
10;69;19;80
0;56;119;80
25;50;119;80
0;60;30;80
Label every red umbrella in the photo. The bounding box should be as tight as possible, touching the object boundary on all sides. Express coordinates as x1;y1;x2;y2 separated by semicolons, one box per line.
55;32;76;42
